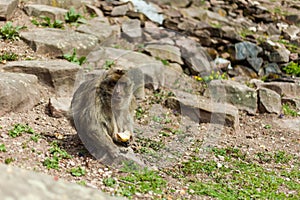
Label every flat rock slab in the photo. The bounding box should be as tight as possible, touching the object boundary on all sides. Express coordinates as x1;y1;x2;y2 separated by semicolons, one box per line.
24;4;68;21
86;46;198;93
165;90;239;130
258;87;282;114
259;81;300;98
20;28;98;57
25;0;82;9
0;0;18;20
145;44;183;64
86;47;165;89
77;17;120;42
205;80;258;115
0;72;41;116
4;60;80;97
0;164;123;200
273;118;300;132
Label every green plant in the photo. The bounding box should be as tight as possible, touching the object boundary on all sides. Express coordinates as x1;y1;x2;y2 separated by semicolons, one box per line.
117;169;167;197
120;161;141;173
264;124;272;129
278;39;299;53
282;103;298;117
5;157;14;164
194;71;229;83
8;124;35;138
43;157;60;169
274;151;292;164
152;115;162;123
210;22;222;28
30;134;41;142
31;16;64;29
135;106;145;120
49;141;72;159
0;52;18;62
283;62;300;77
0;22;26;40
70;166;86;177
43;141;72;169
273;7;288;16
77;180;87;186
212;147;246;161
103;59;115;70
176;148;300;199
151;89;175;104
0;144;6;152
65;7;85;24
239;28;255;39
159;127;183;137
256;152;273;163
63;48;86;65
103;177;117;187
136;137;165;153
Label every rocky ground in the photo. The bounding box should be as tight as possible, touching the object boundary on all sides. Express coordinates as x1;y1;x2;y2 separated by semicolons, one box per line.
0;0;299;199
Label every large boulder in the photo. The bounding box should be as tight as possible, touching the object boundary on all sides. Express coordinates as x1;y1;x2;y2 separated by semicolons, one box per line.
20;28;98;57
0;72;41;116
145;44;183;65
22;0;82;9
0;164;123;200
0;0;18;20
205;80;258;115
229;41;263;72
258;87;282;114
259;81;300;97
24;4;68;21
4;60;80;97
86;47;165;90
165;90;239;130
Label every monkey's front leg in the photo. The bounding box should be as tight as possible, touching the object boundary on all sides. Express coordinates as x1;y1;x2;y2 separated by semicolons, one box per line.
112;112;132;147
111;113;120;142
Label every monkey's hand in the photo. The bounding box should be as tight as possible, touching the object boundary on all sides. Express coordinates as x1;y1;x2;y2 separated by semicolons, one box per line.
116;130;132;143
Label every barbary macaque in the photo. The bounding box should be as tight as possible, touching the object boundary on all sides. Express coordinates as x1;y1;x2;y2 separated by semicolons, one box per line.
97;68;136;146
70;68;144;166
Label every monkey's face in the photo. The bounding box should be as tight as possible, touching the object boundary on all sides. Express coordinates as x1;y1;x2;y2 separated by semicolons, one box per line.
111;76;134;108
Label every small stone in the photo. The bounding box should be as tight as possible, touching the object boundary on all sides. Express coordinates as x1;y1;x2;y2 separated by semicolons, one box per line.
189;189;195;194
121;19;142;42
111;3;133;16
217;155;225;161
268;48;290;63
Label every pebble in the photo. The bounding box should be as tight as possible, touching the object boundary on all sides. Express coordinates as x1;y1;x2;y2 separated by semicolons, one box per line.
217;155;225;161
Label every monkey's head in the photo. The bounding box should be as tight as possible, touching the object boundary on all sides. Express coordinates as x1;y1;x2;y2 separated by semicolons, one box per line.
100;69;134;110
